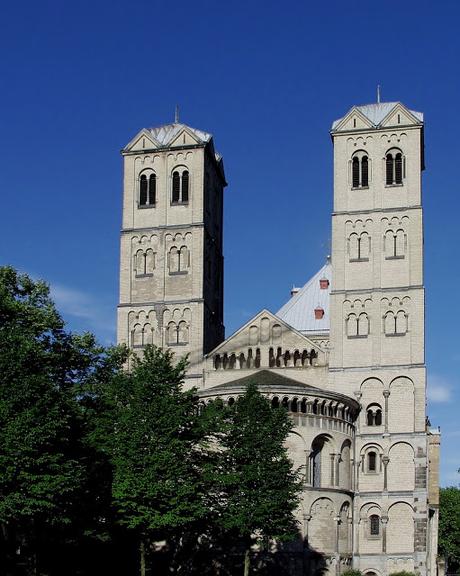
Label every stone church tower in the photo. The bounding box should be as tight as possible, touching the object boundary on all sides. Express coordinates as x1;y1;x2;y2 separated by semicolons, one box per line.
117;103;439;576
328;102;439;576
117;122;226;385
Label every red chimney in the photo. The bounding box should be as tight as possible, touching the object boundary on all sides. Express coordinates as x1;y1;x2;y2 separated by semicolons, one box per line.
314;307;325;320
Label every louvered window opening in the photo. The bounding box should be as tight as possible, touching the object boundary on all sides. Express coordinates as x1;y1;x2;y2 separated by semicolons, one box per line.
172;170;189;203
386;152;403;185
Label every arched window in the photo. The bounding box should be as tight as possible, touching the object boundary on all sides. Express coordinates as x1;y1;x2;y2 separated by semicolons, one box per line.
385;229;406;259
132;323;143;348
139;172;156;206
361;156;369;187
177;321;189;344
395;153;403;184
386;153;394;185
171;168;190;204
347;313;358;337
140;175;148;206
182;170;189;202
369;515;380;536
366;404;383;426
384;310;407;336
352;157;360;188
351;152;370;189
148;174;156;204
396;310;407;334
358;313;369;336
168;247;179;273
172;171;180;203
386;149;404;185
367;451;377;472
166;321;178;345
178;246;190;272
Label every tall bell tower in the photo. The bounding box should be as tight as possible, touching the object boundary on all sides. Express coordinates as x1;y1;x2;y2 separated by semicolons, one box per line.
117;121;226;385
329;102;438;576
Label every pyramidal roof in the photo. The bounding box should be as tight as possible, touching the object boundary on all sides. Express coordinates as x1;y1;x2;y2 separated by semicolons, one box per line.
331;102;423;130
276;261;331;334
148;122;212;146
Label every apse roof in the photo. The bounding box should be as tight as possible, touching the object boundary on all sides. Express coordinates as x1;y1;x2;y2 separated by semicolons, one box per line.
331;102;423;130
276;261;331;334
148;122;212;146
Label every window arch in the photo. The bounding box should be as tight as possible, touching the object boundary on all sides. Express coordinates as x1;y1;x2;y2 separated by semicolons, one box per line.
351;151;370;189
384;228;406;259
384;310;408;336
349;232;370;261
171;167;190;204
139;171;156;206
366;403;383;426
385;149;405;185
168;245;190;274
347;312;369;337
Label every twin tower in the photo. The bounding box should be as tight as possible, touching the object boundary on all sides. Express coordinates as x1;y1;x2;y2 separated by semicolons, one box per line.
117;103;439;576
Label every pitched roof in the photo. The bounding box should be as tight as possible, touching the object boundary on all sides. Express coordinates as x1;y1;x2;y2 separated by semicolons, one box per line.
199;370;359;408
331;102;423;130
276;261;331;334
148;122;212;146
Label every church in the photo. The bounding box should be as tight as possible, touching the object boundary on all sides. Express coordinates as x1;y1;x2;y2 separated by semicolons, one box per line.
116;100;440;576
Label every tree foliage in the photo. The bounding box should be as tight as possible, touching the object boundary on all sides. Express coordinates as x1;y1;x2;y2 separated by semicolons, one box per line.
439;486;460;572
94;345;211;573
209;382;302;574
0;267;125;574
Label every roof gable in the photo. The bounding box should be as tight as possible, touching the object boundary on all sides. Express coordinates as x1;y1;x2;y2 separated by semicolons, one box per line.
207;308;324;358
332;107;374;132
380;102;422;127
332;101;423;132
123;129;160;152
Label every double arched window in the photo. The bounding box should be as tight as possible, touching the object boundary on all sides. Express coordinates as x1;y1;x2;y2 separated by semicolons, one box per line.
349;232;370;261
351;151;369;188
366;404;383;426
168;246;190;274
347;312;369;337
139;172;156;206
384;229;406;259
166;320;189;345
172;168;190;204
384;310;408;336
385;149;404;185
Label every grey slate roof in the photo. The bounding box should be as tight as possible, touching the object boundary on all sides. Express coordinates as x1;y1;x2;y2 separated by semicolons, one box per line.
148;123;212;146
331;102;423;130
276;262;331;334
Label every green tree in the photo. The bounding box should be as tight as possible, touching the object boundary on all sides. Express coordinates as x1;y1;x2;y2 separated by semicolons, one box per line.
96;345;209;576
439;486;460;573
214;382;302;576
0;266;113;575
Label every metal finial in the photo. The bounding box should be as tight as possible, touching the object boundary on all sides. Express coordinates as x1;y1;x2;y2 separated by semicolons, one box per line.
377;85;381;104
175;105;179;124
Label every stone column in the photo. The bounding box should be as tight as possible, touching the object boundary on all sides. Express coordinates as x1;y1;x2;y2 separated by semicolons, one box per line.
382;455;389;491
303;513;311;543
383;389;390;432
305;450;312;485
381;515;388;553
335;454;341;487
334;515;341;554
330;454;336;486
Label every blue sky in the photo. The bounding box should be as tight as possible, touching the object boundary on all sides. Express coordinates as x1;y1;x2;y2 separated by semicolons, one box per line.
1;0;459;485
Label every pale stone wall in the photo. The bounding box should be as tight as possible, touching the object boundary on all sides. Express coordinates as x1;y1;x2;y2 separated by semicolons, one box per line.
117;127;226;386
